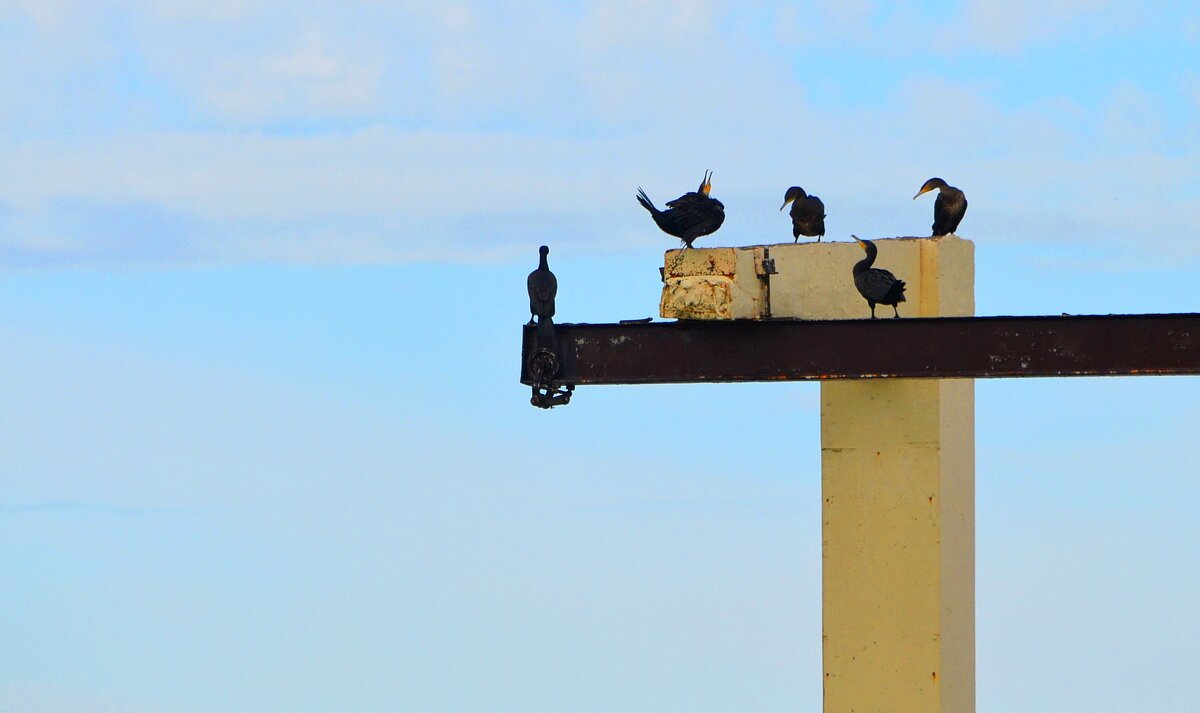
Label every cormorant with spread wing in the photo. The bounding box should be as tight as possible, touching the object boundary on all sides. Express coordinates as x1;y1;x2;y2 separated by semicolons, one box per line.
780;186;826;242
913;177;967;236
851;236;906;319
636;170;725;248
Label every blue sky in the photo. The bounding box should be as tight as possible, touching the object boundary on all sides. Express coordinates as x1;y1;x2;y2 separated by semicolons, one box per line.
2;2;1199;712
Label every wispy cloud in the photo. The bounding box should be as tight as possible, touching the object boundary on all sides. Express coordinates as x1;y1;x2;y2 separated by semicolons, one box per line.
0;2;1196;266
0;500;225;516
951;0;1141;54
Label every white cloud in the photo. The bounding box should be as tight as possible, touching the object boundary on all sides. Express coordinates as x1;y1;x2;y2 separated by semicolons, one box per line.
0;2;1195;266
771;0;1142;57
952;0;1137;54
0;684;180;713
199;33;382;119
142;0;247;21
0;0;72;30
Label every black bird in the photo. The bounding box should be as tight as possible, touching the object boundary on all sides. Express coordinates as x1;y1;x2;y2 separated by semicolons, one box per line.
913;177;967;236
527;245;557;340
636;170;725;248
851;236;906;319
780;186;826;242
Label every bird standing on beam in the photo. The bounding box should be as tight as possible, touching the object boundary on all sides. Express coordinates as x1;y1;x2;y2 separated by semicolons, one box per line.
636;170;725;249
527;245;557;341
851;236;906;319
780;185;826;242
913;177;967;236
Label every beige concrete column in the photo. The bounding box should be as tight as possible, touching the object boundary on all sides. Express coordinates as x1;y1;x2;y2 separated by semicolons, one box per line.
659;236;975;712
822;377;974;713
817;238;975;713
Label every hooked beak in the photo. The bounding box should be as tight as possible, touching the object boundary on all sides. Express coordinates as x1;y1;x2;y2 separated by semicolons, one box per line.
701;170;712;196
779;197;793;211
852;235;867;250
913;186;931;200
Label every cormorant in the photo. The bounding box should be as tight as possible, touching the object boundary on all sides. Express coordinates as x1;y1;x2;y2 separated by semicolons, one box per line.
780;186;826;242
913;177;967;236
636;170;725;248
527;245;557;340
851;236;906;319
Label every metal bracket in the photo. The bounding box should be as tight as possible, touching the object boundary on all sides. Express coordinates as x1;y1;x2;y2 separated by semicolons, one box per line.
527;347;574;408
759;246;777;277
759;246;778;319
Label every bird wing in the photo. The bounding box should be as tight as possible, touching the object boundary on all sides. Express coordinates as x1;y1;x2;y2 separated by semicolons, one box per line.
933;193;950;234
529;270;557;303
933;190;966;235
949;195;967;233
664;191;699;209
858;269;900;301
661;193;725;239
791;196;826;235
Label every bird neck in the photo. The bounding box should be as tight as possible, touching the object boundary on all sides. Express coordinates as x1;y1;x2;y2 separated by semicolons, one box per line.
853;250;876;274
538;254;548;269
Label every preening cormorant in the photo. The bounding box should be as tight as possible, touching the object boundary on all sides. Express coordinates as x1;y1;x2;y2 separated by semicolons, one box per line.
851;236;906;319
913;177;967;236
780;186;826;242
527;245;557;339
636;170;725;248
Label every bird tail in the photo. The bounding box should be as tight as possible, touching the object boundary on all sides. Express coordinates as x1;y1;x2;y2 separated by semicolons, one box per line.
536;315;554;341
896;280;907;302
636;188;658;214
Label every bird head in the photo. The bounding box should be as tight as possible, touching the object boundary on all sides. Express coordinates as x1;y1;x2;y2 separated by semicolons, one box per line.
780;186;806;211
852;235;872;252
539;245;549;257
913;177;947;200
698;170;713;196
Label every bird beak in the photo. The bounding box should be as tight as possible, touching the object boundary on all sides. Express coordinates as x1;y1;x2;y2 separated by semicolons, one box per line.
779;198;792;211
913;186;930;200
853;236;866;250
702;170;712;195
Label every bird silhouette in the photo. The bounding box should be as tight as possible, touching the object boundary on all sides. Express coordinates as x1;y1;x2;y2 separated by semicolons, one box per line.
527;245;557;341
851;236;906;319
636;171;725;248
913;177;967;236
780;186;826;242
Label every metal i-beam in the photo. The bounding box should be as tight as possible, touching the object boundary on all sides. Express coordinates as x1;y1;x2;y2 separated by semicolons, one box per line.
520;313;1200;386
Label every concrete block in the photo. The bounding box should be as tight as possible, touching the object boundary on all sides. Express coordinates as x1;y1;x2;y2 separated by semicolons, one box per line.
659;246;769;320
658;236;973;320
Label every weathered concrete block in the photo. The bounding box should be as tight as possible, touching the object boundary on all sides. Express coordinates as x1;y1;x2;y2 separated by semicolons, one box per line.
658;236;974;320
658;246;769;320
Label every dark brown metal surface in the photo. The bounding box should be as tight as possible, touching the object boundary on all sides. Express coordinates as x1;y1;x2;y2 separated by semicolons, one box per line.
520;314;1200;385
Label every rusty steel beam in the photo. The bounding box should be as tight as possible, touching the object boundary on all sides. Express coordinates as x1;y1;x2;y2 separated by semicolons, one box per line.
520;314;1200;385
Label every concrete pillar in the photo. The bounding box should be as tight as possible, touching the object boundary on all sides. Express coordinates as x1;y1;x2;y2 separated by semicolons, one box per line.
819;238;974;713
661;236;975;712
822;377;974;712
